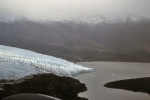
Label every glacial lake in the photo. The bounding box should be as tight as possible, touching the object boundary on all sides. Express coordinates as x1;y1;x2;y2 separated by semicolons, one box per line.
76;62;150;100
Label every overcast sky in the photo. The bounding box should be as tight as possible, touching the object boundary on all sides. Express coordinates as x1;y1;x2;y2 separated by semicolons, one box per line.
0;0;150;20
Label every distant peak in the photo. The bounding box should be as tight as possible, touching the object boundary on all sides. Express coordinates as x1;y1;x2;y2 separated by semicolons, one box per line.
1;14;150;24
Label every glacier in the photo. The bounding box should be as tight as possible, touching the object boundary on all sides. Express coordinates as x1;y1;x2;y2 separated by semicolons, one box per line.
0;45;93;81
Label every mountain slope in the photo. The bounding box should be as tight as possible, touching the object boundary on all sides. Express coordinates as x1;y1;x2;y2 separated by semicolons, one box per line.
0;20;120;62
1;18;150;62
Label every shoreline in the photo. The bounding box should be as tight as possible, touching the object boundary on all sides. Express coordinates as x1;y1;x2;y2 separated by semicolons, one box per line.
77;60;150;64
0;73;88;100
2;61;150;100
104;77;150;95
76;62;150;100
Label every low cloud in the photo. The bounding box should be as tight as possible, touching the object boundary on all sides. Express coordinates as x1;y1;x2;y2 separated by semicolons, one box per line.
0;0;150;20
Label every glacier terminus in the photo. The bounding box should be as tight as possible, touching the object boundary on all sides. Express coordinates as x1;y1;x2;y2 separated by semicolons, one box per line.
0;45;93;81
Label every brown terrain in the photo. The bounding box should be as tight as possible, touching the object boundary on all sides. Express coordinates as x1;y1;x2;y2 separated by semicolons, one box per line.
0;18;150;62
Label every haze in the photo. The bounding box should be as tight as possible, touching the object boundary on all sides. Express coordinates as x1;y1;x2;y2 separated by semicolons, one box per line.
0;0;150;20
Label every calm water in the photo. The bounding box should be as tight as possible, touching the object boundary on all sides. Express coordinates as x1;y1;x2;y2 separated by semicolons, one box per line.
76;62;150;100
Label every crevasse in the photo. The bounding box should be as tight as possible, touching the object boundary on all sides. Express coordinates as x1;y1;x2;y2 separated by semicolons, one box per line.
0;45;93;80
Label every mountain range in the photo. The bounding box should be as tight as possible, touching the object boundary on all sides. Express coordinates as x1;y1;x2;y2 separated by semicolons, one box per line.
0;15;150;62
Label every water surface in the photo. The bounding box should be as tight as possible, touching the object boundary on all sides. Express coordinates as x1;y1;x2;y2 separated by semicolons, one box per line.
76;62;150;100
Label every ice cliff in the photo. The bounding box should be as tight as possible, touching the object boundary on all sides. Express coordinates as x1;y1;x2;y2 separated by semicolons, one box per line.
0;45;93;80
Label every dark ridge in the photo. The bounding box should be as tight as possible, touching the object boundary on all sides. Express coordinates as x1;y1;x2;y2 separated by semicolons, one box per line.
104;77;150;94
0;74;87;100
1;20;150;62
0;37;148;62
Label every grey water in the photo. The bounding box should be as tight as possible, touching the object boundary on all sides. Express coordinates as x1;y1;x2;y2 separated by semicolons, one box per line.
76;62;150;100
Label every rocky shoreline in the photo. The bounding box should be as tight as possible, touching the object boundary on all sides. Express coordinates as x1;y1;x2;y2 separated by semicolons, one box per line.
104;77;150;95
0;74;88;100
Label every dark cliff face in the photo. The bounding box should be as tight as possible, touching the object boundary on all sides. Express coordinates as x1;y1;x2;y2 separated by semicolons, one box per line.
1;19;150;62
